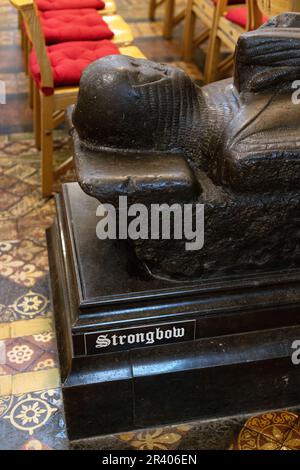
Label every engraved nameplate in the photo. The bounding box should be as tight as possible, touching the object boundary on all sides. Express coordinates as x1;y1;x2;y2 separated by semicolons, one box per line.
84;320;196;355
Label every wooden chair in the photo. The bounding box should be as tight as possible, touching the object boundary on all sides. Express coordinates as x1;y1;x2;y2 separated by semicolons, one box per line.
22;1;135;116
11;0;145;197
205;0;300;83
183;0;216;61
149;0;165;20
21;0;118;110
21;0;117;56
182;0;246;62
251;0;300;29
204;0;252;83
149;0;187;38
21;1;120;75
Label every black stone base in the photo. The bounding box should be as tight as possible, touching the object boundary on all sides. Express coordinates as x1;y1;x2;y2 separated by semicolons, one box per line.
47;183;300;441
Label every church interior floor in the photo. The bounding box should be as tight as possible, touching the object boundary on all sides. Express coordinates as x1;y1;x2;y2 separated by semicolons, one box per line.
0;0;299;450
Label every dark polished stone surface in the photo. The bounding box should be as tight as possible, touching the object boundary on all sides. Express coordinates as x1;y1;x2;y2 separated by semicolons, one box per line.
47;183;300;441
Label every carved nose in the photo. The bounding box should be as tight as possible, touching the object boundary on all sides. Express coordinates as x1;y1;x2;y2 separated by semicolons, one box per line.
124;63;169;87
129;69;168;86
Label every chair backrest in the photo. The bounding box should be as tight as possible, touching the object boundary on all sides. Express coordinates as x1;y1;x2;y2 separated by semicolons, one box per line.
191;0;216;28
215;0;253;32
256;0;300;16
10;0;53;89
251;0;300;28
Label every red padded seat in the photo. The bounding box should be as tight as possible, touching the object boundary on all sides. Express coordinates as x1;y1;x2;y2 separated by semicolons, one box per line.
29;39;120;95
225;6;268;28
36;0;105;11
213;0;245;4
40;9;114;44
225;6;248;28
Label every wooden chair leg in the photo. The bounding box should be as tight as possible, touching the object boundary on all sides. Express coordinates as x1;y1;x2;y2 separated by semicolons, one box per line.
149;0;157;21
33;84;41;150
204;0;229;84
149;0;166;21
23;35;29;75
182;0;195;61
29;75;33;109
163;0;175;39
40;94;54;198
204;29;222;84
18;11;22;29
21;24;25;50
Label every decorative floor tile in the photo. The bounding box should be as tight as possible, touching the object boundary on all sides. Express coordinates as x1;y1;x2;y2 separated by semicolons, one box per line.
232;427;282;450
0;219;18;240
117;424;193;450
21;438;53;450
0;139;38;158
10;290;50;320
0;389;67;449
0;290;51;326
230;411;300;450
17;201;55;243
0;241;47;287
5;338;44;373
282;419;300;450
1;332;57;375
2;190;43;219
33;353;56;372
0;191;21;212
4;162;37;180
0;303;19;324
244;411;299;444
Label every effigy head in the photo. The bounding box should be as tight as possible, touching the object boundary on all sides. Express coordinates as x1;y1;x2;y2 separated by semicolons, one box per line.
72;55;199;153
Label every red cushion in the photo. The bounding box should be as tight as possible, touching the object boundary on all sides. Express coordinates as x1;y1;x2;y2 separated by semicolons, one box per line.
213;0;245;4
40;9;114;44
29;40;120;95
225;7;248;28
225;7;268;28
36;0;105;11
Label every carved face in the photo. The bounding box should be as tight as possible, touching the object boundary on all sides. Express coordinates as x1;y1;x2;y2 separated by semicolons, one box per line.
72;55;198;152
111;56;177;86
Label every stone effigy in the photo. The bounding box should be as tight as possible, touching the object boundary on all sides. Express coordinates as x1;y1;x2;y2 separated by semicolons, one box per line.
46;13;300;441
71;13;300;280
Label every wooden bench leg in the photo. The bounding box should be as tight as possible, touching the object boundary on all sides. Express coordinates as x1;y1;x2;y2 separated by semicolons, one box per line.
41;94;54;198
163;0;175;39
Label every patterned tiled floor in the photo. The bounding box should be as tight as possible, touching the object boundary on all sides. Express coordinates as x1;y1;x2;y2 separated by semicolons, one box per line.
231;412;300;450
0;0;299;450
